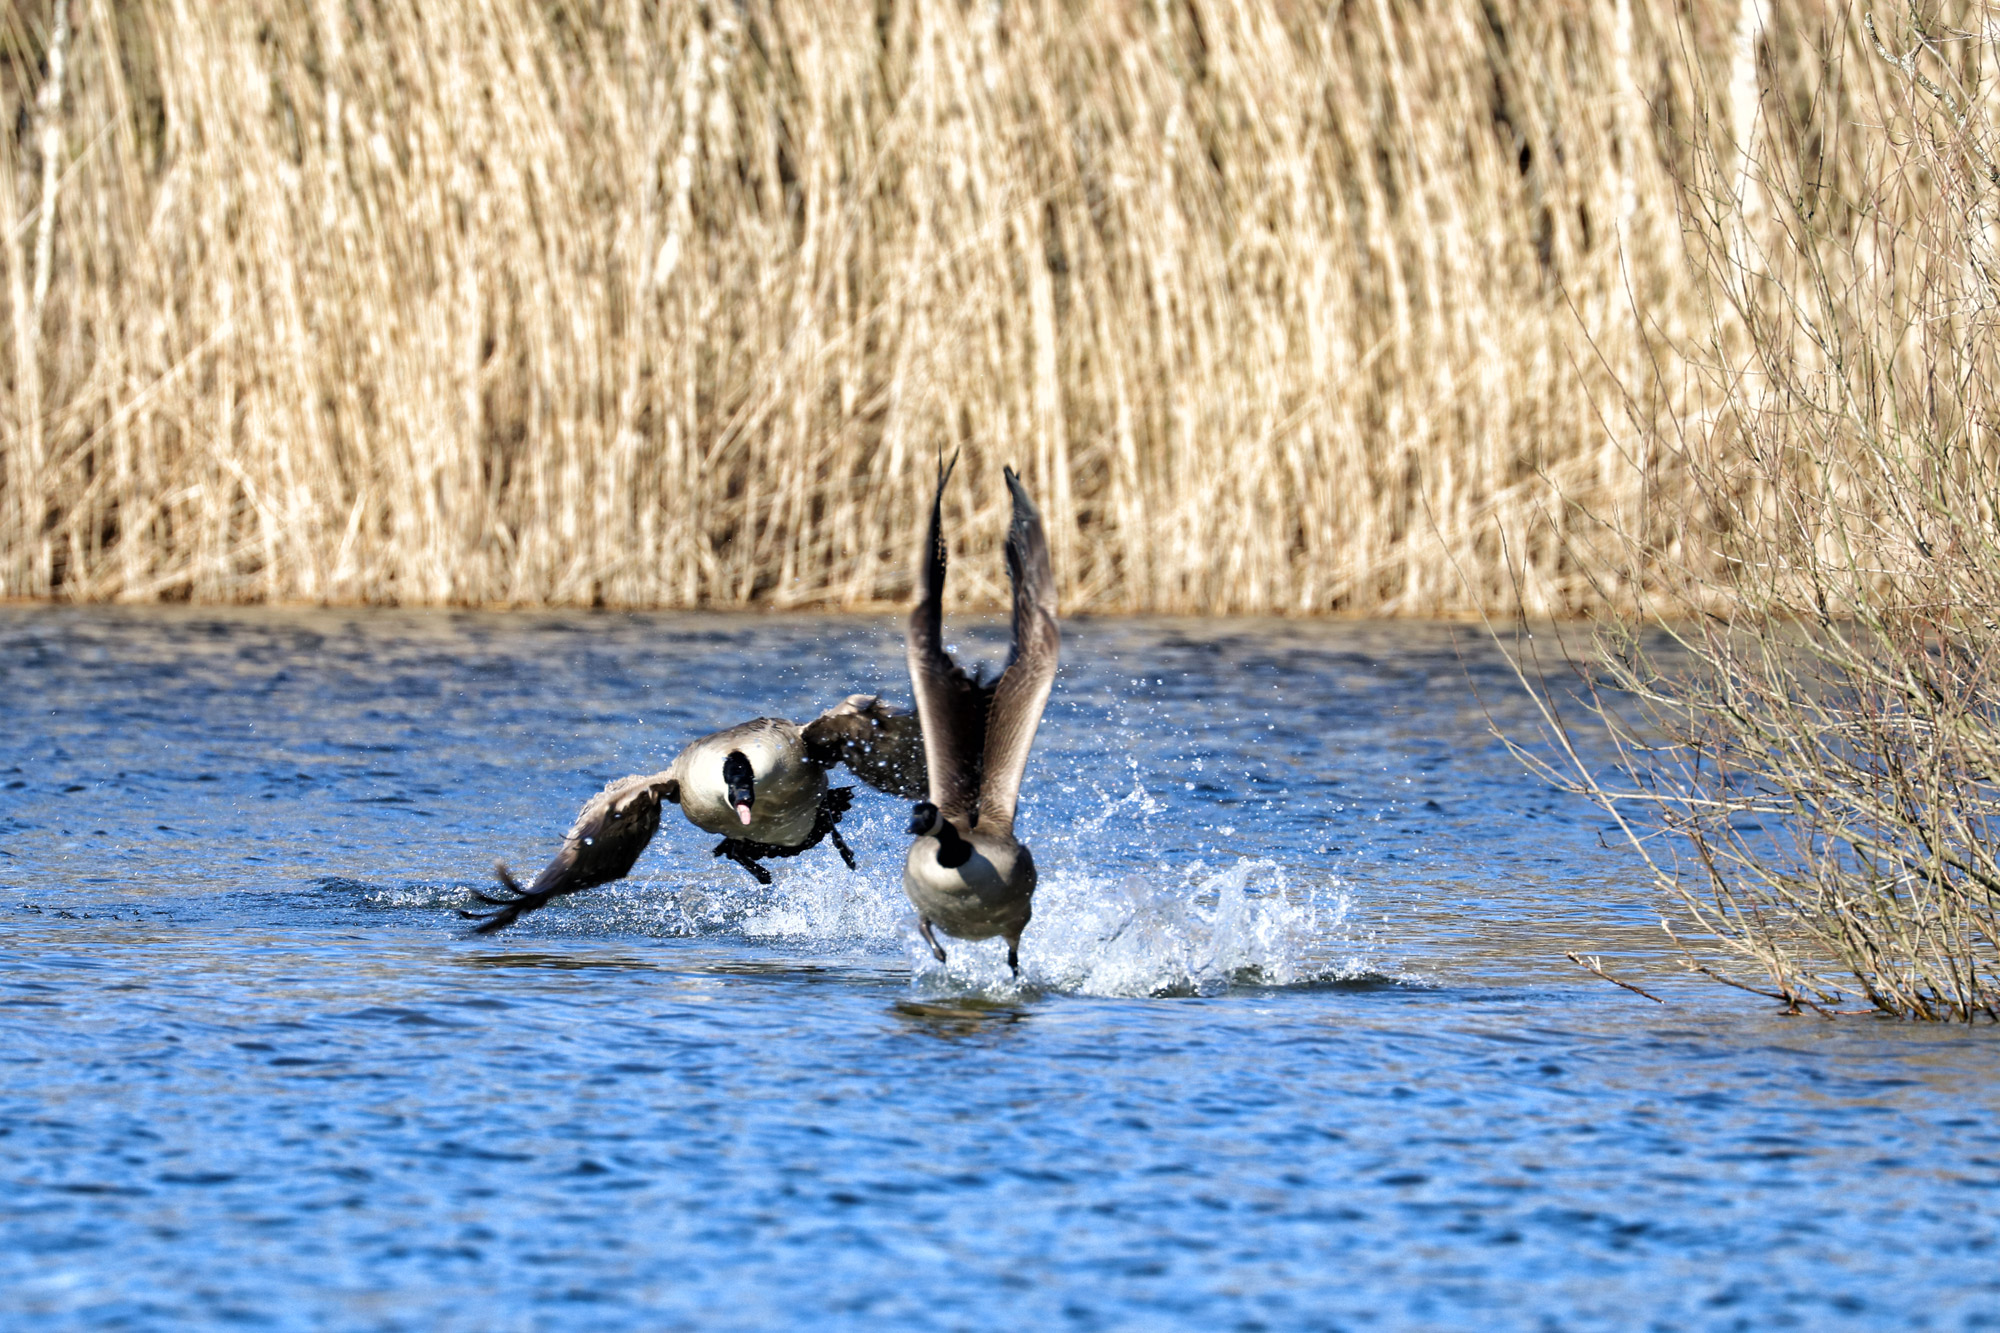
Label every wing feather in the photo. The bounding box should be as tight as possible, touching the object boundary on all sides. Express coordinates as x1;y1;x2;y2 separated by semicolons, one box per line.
802;694;929;800
526;772;671;895
976;467;1059;834
905;454;991;820
466;772;672;934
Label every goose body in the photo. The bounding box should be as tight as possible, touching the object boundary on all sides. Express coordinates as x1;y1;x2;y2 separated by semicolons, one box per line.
465;695;925;933
669;717;825;847
902;459;1060;974
902;822;1037;950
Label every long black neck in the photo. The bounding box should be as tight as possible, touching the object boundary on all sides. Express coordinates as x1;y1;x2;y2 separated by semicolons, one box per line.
933;817;974;869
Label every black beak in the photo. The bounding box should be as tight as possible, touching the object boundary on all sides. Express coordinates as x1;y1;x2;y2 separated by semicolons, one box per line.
907;801;937;836
722;751;756;826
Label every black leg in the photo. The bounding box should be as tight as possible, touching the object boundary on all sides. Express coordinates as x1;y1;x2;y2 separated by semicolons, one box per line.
1006;942;1020;976
917;917;948;963
713;842;774;885
828;824;857;871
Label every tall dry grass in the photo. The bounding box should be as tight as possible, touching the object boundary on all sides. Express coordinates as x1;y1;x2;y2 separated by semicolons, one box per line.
0;0;1907;612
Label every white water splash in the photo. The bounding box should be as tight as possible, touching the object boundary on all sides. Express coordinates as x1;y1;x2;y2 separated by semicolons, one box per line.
907;856;1378;998
348;810;1401;997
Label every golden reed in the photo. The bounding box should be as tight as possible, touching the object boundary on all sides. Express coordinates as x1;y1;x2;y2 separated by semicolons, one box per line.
0;1;1921;613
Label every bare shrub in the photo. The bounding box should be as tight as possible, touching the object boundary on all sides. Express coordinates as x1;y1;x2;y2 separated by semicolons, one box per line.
1513;3;2000;1019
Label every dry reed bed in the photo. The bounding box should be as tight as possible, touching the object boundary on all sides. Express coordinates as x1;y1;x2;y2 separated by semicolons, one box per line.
0;0;1916;612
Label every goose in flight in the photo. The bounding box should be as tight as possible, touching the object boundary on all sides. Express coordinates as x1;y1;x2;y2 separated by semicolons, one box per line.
902;459;1060;975
464;695;924;934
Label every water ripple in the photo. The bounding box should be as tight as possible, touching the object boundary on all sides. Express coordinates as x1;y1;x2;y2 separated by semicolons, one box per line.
1;608;1996;1330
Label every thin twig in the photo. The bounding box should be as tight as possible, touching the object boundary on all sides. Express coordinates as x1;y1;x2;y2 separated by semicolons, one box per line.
1565;951;1666;1004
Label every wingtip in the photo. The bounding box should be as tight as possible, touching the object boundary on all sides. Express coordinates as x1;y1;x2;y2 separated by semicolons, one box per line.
1002;465;1040;518
459;900;520;935
1001;469;1049;563
921;449;957;602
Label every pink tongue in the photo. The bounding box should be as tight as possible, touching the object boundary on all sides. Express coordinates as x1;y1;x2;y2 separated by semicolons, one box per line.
734;803;753;826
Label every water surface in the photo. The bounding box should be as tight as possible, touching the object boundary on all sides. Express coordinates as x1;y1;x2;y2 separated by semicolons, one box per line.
3;609;1996;1330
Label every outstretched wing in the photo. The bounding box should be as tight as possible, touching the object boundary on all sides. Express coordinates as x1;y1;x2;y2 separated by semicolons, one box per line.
976;467;1059;835
802;694;929;800
906;454;992;821
463;771;673;935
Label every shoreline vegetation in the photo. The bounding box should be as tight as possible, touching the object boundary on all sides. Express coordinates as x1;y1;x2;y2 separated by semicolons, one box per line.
0;0;1910;615
1512;4;2000;1020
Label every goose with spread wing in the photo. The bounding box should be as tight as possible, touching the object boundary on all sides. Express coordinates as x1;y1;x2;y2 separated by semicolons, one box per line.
902;459;1060;975
464;694;925;934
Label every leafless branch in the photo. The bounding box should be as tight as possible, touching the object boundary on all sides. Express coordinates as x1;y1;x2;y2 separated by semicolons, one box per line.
1565;952;1666;1003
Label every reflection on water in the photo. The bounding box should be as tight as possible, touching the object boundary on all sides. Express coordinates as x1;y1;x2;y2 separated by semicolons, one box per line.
2;607;1998;1330
455;950;662;972
890;998;1032;1040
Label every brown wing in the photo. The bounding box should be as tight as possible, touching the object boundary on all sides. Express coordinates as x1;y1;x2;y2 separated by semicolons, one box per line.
905;453;993;821
976;467;1059;835
802;694;929;800
463;772;673;934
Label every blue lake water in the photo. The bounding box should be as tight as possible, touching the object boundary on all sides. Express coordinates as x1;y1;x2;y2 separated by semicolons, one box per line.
2;607;1997;1330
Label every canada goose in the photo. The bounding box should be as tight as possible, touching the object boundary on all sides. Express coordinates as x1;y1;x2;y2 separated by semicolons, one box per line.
902;458;1059;975
464;695;924;934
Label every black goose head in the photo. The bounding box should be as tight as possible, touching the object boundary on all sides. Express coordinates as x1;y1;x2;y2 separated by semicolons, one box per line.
907;801;973;868
722;751;755;826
